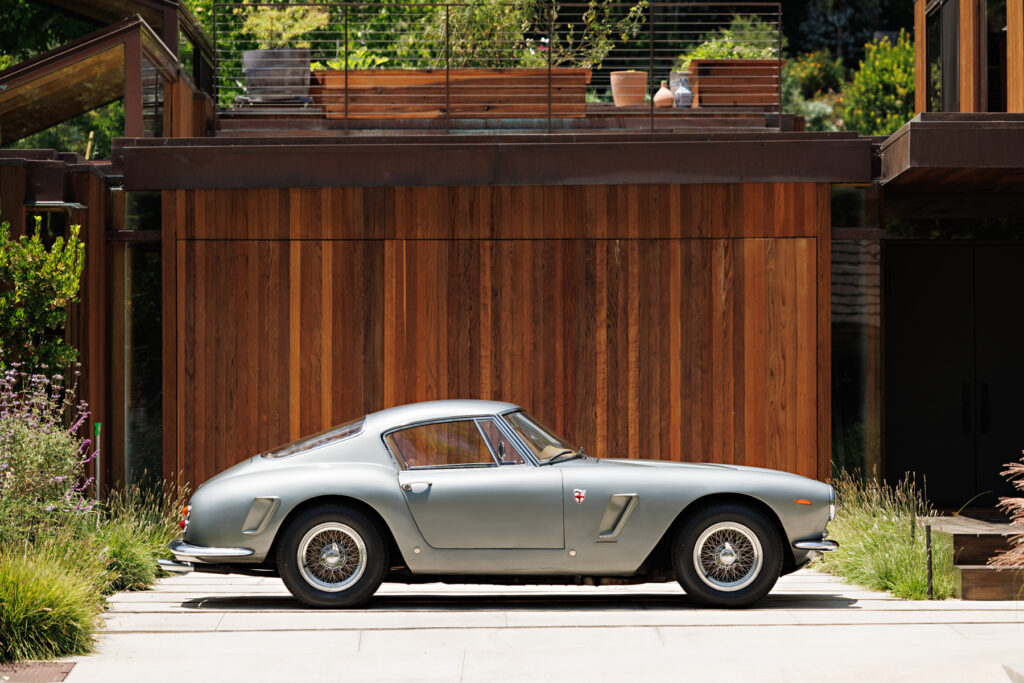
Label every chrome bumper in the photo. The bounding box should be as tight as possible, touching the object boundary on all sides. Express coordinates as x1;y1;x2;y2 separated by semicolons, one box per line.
158;558;194;574
169;538;255;562
793;539;840;552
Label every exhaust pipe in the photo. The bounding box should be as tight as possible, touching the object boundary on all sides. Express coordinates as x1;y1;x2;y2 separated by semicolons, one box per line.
158;558;194;575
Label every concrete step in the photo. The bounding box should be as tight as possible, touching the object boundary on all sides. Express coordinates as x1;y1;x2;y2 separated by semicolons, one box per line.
955;565;1024;600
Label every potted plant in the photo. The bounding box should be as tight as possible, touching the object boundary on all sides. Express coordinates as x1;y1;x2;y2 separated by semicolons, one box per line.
675;15;784;108
242;5;331;102
610;70;647;106
313;0;647;119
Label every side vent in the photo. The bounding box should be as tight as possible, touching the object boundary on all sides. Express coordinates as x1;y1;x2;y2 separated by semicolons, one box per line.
596;494;639;541
241;496;281;535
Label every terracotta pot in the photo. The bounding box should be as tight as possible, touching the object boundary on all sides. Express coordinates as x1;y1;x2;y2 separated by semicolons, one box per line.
610;71;648;107
654;80;673;108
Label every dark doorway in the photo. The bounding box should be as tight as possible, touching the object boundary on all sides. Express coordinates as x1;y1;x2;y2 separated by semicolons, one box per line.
884;243;1022;507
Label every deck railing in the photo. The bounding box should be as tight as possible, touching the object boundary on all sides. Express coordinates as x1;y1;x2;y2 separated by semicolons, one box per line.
212;1;784;133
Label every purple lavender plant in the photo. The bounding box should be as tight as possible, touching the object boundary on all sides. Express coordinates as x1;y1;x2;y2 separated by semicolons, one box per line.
0;360;97;541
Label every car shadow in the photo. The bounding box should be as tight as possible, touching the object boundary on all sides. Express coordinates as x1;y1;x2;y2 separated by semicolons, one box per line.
180;591;860;611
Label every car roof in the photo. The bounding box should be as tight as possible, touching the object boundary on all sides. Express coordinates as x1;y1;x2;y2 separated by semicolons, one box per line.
365;399;522;431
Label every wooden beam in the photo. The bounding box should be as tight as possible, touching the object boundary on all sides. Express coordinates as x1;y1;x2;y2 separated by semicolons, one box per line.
1010;0;1024;112
960;0;983;111
915;0;928;114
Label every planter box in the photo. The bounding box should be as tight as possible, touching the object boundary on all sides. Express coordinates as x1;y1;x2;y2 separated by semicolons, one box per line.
312;68;592;119
687;59;784;108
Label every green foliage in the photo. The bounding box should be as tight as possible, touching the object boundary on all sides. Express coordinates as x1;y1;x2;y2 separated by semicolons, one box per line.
797;0;913;66
840;29;914;136
0;537;105;663
818;471;956;600
676;14;783;71
8;100;124;160
311;46;390;72
0;220;85;373
424;0;647;69
242;4;331;49
788;49;844;98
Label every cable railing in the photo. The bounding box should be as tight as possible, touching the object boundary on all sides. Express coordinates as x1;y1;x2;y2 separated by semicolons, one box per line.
212;2;784;133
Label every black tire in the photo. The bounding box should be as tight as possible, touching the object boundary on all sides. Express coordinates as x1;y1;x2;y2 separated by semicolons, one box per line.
277;505;387;608
671;503;782;608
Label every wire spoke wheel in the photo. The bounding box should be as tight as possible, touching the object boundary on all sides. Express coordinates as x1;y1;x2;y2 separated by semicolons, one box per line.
691;521;763;592
297;522;367;592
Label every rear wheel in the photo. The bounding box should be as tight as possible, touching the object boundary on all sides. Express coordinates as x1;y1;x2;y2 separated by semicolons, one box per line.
277;505;386;608
672;503;782;608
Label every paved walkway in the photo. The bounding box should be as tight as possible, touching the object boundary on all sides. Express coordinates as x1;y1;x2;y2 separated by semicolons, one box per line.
65;569;1024;683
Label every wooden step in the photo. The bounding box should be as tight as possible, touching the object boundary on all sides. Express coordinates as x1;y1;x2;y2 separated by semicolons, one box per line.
955;565;1024;600
950;532;1014;565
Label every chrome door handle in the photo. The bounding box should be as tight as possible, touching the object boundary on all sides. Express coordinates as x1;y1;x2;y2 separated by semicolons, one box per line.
401;481;432;493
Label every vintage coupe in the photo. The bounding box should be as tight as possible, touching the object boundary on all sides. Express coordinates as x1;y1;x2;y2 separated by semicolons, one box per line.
162;400;837;608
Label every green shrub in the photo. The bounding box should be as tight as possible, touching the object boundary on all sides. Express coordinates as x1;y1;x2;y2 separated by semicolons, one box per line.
819;471;956;599
788;49;844;98
0;220;85;374
242;5;331;50
676;14;783;71
0;537;106;663
840;29;914;136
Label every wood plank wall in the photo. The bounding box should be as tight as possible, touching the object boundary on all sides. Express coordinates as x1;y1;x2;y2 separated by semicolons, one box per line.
915;0;928;114
164;183;831;489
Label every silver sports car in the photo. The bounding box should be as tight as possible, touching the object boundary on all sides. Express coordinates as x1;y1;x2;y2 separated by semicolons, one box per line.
162;400;837;608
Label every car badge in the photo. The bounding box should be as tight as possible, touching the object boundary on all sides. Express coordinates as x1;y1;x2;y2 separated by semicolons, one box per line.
573;488;586;504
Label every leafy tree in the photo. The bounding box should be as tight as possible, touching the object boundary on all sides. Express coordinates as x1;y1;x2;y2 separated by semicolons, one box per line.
798;0;912;66
788;48;844;98
840;29;914;136
0;219;85;374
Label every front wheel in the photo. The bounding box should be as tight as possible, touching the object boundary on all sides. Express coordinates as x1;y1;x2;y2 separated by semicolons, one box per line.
672;503;782;608
277;505;387;608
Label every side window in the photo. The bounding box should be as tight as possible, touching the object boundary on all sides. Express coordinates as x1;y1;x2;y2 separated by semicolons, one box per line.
477;419;527;465
386;420;497;469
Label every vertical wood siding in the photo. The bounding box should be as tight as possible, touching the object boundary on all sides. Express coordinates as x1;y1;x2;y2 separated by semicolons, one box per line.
166;183;830;488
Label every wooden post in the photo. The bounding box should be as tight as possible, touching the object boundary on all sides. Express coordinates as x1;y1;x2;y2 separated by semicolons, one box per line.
1009;0;1024;112
959;0;983;112
915;0;928;113
124;34;144;137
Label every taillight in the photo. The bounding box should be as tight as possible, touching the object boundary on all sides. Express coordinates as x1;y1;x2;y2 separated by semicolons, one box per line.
179;505;191;532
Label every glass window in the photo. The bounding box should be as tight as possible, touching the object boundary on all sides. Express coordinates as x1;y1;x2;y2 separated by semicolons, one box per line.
503;411;576;464
262;419;364;459
387;420;498;469
477;419;527;465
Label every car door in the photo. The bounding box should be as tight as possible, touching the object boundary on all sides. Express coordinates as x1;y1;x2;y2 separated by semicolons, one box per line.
387;418;564;549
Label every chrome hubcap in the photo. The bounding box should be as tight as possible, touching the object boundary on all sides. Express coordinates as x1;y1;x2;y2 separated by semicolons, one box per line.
297;522;366;592
692;522;763;592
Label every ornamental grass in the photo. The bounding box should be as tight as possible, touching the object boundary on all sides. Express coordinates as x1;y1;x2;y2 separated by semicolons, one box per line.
989;456;1024;570
818;470;956;600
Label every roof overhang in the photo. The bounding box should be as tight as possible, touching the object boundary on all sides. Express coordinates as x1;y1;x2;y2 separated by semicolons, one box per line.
880;113;1024;219
114;132;875;190
0;15;177;145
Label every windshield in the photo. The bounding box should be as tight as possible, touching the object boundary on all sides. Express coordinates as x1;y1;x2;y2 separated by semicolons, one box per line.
503;411;577;463
262;418;364;459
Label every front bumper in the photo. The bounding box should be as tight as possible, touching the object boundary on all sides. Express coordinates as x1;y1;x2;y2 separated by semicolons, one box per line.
793;539;840;552
169;538;255;562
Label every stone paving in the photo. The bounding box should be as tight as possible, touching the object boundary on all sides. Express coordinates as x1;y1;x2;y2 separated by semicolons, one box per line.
64;569;1024;682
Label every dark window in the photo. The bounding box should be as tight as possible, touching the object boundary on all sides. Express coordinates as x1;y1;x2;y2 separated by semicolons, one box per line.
926;0;960;112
